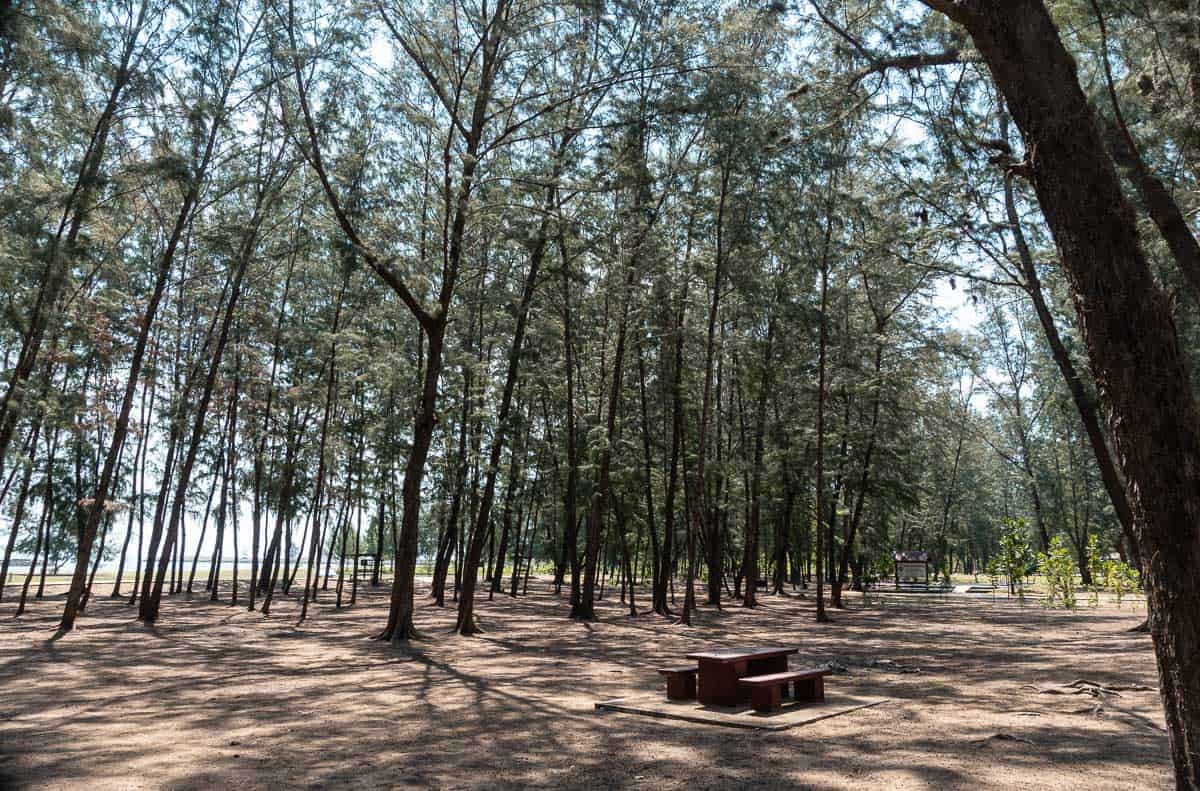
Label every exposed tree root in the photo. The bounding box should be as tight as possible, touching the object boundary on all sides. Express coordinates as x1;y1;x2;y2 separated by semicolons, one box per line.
1038;679;1155;697
973;733;1034;746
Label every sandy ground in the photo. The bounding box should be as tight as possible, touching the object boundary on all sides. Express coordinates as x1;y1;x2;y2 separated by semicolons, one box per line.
0;577;1170;790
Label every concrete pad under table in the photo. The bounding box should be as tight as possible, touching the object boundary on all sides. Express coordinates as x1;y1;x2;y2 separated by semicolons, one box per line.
594;692;887;731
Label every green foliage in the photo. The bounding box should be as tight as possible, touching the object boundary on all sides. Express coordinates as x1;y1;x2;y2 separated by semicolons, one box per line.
986;558;1001;600
998;518;1033;600
1103;559;1141;607
1038;535;1077;610
1087;533;1103;607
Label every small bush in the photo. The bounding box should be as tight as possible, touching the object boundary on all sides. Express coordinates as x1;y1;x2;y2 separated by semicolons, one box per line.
1038;536;1077;609
998;518;1033;601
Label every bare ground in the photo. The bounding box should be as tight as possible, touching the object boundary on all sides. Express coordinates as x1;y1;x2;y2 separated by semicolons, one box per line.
0;578;1169;790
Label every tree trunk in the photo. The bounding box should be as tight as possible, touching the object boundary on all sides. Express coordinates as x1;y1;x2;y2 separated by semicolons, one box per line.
575;256;637;621
299;290;344;621
456;204;546;634
742;314;776;608
920;1;1200;783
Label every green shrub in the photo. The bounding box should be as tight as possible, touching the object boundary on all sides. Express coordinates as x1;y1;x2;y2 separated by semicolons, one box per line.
1038;535;1077;609
998;518;1033;600
1103;559;1140;607
986;558;1001;601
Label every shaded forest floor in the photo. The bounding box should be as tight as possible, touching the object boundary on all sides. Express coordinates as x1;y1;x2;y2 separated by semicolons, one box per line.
0;578;1168;790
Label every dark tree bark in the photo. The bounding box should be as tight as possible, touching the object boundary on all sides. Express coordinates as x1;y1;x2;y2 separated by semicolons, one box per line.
249;236;296;611
555;219;584;606
812;171;839;625
693;161;733;609
136;123;280;625
575;255;637;621
431;365;471;606
636;339;669;616
919;1;1200;784
290;0;509;643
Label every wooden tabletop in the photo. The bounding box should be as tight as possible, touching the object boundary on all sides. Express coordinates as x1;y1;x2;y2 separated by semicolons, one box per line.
685;646;798;663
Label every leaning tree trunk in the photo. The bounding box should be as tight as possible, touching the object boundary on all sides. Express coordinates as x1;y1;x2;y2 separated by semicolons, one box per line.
919;1;1200;784
65;18;257;631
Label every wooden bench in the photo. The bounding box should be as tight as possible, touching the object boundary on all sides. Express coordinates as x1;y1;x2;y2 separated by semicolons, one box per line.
738;668;831;713
657;665;699;700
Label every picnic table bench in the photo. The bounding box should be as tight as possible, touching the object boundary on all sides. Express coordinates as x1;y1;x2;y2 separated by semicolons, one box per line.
657;665;698;700
685;646;797;706
656;646;831;712
738;667;830;712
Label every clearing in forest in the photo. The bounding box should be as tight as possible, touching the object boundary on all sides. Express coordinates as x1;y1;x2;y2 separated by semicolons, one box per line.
0;580;1168;790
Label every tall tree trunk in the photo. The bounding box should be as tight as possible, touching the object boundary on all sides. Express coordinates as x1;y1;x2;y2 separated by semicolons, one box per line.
249;237;296;611
290;0;509;643
575;255;637;621
432;372;470;605
832;342;882;608
137;152;270;624
557;224;582;606
812;170;839;625
111;349;157;598
742;313;776;608
636;340;668;615
693;162;733;609
62;18;259;631
920;1;1200;782
299;286;345;622
456;215;545;634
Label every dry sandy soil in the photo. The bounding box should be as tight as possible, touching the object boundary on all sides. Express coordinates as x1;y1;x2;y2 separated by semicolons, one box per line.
0;577;1170;790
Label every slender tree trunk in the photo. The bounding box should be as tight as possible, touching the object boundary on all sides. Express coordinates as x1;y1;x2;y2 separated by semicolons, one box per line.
17;429;58;616
813;172;839;625
0;422;40;600
249;244;295;611
742;314;776;608
693;162;733;609
457;218;545;634
833;342;882;608
575;253;637;621
636;341;668;616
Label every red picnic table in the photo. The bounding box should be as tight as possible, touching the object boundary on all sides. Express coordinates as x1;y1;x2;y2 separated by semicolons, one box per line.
685;646;799;707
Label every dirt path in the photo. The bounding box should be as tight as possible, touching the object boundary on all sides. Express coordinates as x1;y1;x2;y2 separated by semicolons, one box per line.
0;580;1169;790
